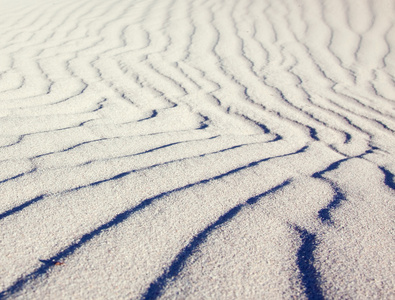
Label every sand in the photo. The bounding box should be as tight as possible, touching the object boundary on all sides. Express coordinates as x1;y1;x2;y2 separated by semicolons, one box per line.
0;0;394;299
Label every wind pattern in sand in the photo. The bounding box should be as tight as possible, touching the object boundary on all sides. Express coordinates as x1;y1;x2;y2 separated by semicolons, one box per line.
0;0;394;299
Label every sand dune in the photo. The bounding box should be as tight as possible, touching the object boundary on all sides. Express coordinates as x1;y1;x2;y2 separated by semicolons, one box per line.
0;0;394;299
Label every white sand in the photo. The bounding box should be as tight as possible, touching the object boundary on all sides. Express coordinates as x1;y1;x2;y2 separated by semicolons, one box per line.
0;0;394;299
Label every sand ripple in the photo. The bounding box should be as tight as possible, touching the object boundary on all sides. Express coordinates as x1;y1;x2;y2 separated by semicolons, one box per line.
0;0;394;299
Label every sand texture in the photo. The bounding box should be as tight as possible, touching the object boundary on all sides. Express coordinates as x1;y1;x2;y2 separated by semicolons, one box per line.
0;0;394;299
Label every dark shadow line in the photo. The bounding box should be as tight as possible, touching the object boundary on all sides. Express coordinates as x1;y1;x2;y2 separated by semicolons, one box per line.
239;113;271;134
142;179;292;300
0;173;25;185
312;158;348;178
295;227;324;300
0;171;132;222
90;171;131;187
0;191;166;299
201;145;307;182
138;110;158;122
344;132;352;144
318;185;346;223
33;138;108;159
0;139;296;222
0;195;45;221
133;142;182;156
379;166;395;190
307;126;319;141
0;146;306;298
312;148;380;223
142;204;243;300
269;134;283;143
